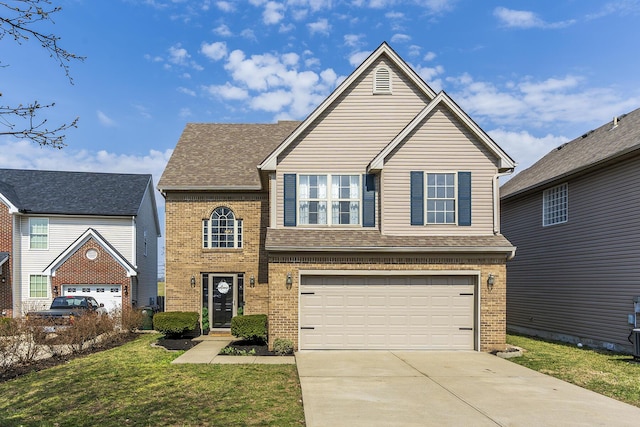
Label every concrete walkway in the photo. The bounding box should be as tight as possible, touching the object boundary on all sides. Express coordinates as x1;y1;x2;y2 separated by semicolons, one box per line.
296;350;640;427
170;336;295;365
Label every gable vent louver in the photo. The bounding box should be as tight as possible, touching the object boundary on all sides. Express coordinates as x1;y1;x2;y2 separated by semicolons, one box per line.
373;66;392;94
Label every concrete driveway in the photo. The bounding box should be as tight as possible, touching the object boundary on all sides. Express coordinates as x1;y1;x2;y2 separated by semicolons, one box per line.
296;351;640;427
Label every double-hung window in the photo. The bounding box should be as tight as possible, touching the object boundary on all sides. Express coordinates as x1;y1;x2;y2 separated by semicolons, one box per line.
203;207;243;248
426;173;456;224
30;275;48;298
542;183;568;226
298;174;360;225
29;218;48;249
411;171;471;227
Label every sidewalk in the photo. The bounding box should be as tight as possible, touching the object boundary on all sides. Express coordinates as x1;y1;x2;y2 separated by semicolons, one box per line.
171;335;295;365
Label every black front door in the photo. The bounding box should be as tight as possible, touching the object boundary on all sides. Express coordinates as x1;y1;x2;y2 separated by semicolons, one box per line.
210;275;234;328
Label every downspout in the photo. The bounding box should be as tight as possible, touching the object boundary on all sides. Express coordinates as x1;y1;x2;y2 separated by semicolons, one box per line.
493;171;513;236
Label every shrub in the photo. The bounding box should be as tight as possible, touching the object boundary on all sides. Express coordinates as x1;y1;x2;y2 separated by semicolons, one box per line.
120;307;145;332
273;338;294;356
231;314;267;344
153;311;199;338
201;307;209;332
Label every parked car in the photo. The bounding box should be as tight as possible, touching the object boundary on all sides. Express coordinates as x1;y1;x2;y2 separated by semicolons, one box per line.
27;296;107;332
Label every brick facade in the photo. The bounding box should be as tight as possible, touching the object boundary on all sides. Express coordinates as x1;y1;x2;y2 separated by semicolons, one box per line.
164;192;269;321
0;203;12;317
164;186;509;352
51;238;132;306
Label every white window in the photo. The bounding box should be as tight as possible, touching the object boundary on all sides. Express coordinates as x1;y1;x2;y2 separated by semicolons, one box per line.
30;275;48;298
426;173;456;224
543;183;568;226
203;207;243;248
29;218;48;249
299;175;360;225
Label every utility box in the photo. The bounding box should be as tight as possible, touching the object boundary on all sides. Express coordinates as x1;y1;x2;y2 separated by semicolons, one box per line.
631;329;640;358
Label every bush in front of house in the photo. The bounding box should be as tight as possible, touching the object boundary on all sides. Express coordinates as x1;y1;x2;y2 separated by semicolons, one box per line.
273;338;294;355
231;314;267;344
153;311;199;338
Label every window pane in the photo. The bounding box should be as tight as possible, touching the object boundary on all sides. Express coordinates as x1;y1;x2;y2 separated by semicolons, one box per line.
30;218;48;249
30;275;48;298
426;173;455;224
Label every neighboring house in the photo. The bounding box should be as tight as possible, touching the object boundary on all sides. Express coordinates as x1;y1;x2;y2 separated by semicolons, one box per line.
0;169;161;317
158;42;516;351
501;107;640;352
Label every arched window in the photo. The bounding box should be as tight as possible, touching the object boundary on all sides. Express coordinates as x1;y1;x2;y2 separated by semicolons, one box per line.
203;207;243;248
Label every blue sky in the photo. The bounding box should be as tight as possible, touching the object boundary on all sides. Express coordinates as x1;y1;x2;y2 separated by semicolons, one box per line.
2;0;640;271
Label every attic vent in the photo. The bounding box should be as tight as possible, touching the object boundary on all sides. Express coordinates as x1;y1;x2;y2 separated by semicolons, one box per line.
373;66;392;94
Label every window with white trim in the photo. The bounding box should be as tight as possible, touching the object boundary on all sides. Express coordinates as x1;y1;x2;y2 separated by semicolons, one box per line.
426;173;456;224
30;275;48;298
299;175;360;225
543;183;568;226
29;218;48;249
203;207;243;248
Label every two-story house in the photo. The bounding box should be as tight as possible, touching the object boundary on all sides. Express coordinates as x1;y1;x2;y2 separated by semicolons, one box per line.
501;107;640;352
0;169;160;317
158;42;516;351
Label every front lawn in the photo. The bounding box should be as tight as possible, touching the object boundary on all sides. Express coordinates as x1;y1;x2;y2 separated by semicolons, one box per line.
0;333;305;426
507;334;640;407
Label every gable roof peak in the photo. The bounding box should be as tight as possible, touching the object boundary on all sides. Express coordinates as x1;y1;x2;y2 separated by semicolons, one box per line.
259;42;437;171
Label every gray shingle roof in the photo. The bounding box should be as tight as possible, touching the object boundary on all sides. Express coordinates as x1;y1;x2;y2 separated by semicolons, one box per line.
0;169;152;216
501;107;640;199
158;121;301;190
266;228;515;254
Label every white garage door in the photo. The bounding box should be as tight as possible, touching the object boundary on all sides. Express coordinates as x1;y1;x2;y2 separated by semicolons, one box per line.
62;285;122;313
300;275;476;350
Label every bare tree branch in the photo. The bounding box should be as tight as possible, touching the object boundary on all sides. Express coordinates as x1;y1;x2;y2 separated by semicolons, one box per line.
0;0;85;148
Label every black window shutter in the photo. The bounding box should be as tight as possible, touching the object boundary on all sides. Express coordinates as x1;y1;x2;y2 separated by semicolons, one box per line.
362;174;376;227
284;174;296;227
410;171;424;226
458;171;471;226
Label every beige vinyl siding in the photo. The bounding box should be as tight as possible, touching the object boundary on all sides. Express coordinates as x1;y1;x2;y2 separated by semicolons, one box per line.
502;155;640;349
383;106;498;235
17;215;134;311
275;56;430;228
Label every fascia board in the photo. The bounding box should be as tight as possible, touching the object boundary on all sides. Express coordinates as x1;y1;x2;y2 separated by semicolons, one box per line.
0;192;19;214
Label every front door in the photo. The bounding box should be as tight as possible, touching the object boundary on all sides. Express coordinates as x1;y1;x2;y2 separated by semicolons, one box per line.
203;274;236;329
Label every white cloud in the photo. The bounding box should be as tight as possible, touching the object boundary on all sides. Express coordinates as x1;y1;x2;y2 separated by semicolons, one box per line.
308;18;331;35
0;140;172;191
385;11;404;19
216;1;235;12
97;110;117;127
348;50;371;67
488;129;569;175
201;41;228;61
391;33;411;43
263;1;285;24
446;73;640;132
168;44;190;65
206;48;341;119
344;34;365;48
179;107;192;118
177;86;197;96
241;28;257;40
204;82;250;100
214;24;233;36
423;51;436;61
494;7;576;29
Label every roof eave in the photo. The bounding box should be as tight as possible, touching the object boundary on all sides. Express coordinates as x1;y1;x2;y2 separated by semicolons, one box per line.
158;185;264;192
266;245;516;257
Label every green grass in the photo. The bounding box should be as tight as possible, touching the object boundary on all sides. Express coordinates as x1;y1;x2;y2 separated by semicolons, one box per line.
0;334;305;427
507;333;640;407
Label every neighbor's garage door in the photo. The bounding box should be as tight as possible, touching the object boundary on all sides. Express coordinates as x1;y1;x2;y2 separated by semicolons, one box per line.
300;275;475;350
62;285;122;313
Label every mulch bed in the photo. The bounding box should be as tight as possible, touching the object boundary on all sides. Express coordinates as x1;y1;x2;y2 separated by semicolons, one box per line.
224;339;277;356
0;332;139;383
155;337;201;351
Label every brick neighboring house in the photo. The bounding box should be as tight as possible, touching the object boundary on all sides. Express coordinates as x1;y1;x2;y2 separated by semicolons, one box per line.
0;169;161;317
159;42;517;351
501;107;640;352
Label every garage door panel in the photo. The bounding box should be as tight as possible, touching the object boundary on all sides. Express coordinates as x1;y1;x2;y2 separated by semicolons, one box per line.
300;275;476;350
